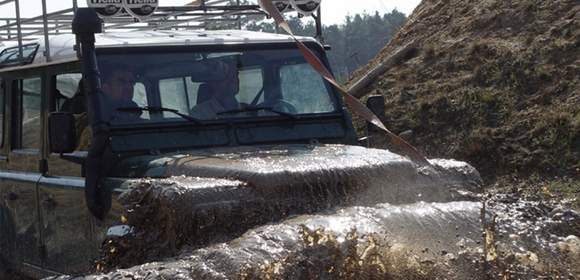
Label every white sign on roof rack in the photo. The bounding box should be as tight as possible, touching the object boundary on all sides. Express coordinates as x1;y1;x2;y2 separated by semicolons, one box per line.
290;0;321;16
260;0;321;17
259;0;292;14
87;0;123;17
87;0;158;20
123;0;158;20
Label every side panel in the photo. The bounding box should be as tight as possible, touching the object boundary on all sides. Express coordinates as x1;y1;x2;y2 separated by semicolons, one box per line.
37;176;96;274
38;177;125;275
0;171;42;269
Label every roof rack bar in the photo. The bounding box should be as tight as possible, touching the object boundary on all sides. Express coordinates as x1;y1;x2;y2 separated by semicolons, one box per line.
101;6;263;31
15;24;71;37
1;26;71;31
1;1;325;64
0;8;74;31
0;16;75;21
4;19;11;39
14;0;23;59
236;0;241;29
0;5;264;35
41;0;51;61
135;9;249;31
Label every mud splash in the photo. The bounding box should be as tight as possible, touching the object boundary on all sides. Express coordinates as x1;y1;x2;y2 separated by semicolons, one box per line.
479;190;580;279
95;145;482;269
59;201;484;280
41;145;579;279
47;190;580;280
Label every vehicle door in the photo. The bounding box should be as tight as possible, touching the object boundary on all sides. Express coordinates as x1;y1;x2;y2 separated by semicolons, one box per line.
0;75;44;274
39;69;140;274
38;70;97;275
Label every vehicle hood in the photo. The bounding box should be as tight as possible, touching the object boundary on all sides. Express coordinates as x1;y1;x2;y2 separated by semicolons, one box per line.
111;144;481;202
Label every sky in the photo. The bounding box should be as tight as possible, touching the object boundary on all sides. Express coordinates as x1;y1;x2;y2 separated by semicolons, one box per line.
0;0;421;25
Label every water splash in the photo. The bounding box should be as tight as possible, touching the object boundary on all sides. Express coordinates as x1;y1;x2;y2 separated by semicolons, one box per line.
95;145;482;270
76;201;482;280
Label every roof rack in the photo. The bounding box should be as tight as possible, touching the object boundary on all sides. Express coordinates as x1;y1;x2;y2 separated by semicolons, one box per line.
0;0;323;64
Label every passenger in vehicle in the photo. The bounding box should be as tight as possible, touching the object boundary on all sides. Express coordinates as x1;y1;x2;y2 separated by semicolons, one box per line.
190;59;240;119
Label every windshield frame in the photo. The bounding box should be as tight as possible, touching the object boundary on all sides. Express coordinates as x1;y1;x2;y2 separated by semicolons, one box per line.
93;41;344;130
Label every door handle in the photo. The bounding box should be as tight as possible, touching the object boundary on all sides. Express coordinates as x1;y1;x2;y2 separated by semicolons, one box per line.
42;196;57;209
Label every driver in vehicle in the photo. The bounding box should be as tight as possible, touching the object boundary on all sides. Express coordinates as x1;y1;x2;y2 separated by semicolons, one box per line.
100;66;141;121
102;67;137;109
190;59;241;119
77;66;139;149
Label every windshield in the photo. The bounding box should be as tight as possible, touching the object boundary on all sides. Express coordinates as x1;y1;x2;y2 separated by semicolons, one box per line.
95;47;339;125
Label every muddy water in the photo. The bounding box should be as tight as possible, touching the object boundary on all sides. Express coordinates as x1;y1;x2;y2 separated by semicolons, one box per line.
94;146;482;270
41;145;579;279
68;201;483;280
49;190;580;279
481;192;580;278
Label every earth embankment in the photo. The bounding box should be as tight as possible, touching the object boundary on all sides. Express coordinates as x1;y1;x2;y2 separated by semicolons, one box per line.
350;0;579;179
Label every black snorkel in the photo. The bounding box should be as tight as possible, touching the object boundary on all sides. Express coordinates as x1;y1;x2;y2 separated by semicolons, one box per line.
72;8;112;220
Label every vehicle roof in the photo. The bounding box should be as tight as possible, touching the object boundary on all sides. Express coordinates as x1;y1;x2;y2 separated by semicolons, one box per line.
0;29;318;71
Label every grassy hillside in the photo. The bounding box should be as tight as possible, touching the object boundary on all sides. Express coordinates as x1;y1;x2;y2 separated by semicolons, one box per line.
350;0;579;180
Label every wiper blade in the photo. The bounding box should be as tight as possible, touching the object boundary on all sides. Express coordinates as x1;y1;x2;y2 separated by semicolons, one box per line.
117;106;202;124
217;106;296;119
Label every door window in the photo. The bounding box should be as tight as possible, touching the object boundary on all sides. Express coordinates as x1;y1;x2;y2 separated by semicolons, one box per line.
20;77;41;150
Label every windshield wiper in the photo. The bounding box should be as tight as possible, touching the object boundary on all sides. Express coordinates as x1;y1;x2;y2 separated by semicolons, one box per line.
216;106;296;119
117;106;202;124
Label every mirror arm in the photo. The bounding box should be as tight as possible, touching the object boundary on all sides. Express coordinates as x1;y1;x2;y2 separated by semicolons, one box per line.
59;153;87;165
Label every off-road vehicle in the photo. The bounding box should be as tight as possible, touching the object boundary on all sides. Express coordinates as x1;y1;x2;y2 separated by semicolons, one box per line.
0;1;479;278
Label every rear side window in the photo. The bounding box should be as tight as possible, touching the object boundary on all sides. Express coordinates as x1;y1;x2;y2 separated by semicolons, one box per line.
0;44;39;67
20;77;42;150
56;73;82;111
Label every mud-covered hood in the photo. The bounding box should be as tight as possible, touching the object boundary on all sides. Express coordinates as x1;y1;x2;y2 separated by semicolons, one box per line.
112;144;481;197
99;144;483;269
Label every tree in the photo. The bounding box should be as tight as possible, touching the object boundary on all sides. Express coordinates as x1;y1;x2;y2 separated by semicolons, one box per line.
209;3;408;82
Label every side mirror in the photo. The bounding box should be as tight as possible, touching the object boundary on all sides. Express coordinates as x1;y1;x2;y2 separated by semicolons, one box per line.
366;95;385;118
49;112;77;154
363;95;386;147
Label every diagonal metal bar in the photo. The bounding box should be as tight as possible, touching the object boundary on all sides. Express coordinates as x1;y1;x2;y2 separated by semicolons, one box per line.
0;0;14;6
0;8;74;30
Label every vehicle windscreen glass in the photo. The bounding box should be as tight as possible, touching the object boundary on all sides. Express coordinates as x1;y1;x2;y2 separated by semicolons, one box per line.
95;48;338;125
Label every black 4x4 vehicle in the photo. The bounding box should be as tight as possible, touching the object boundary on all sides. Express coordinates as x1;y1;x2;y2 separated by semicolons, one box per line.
0;2;479;279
